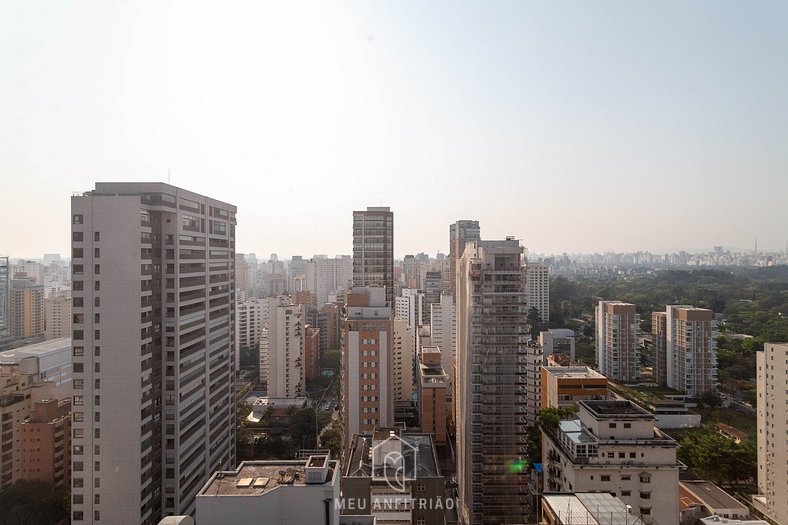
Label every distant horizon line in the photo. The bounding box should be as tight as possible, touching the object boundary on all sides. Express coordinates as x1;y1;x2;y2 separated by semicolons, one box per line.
4;246;787;262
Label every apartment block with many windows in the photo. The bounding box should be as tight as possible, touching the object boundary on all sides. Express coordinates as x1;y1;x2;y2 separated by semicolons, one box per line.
70;183;237;524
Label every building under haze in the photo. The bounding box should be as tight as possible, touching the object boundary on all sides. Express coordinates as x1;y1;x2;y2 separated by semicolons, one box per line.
595;300;641;382
352;207;394;305
9;279;44;338
70;183;237;523
456;238;530;524
44;292;71;341
449;220;480;300
525;261;549;327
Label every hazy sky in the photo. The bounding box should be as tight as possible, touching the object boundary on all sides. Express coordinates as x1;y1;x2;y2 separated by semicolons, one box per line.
1;1;786;259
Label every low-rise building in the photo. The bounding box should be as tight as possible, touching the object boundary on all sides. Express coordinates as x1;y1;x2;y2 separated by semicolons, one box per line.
343;428;446;525
19;398;71;489
541;492;641;525
541;366;608;410
680;481;750;524
542;400;680;525
0;361;53;487
196;454;340;525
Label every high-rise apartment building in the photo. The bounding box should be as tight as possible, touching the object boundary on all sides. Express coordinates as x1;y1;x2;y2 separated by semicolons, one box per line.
259;296;305;398
525;262;549;327
449;220;480;300
70;182;237;523
430;293;456;390
395;288;423;352
652;311;668;385
9;279;44;338
652;305;717;396
352;207;394;305
236;299;263;350
304;324;320;380
456;238;530;524
595;301;640;382
45;293;71;340
341;286;393;446
755;343;788;525
392;318;413;402
0;256;9;337
422;271;442;325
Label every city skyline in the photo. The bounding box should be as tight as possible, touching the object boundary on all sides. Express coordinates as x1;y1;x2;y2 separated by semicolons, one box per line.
1;2;787;257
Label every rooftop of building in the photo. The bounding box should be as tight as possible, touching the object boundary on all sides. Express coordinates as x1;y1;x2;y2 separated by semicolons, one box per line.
714;423;748;440
699;516;768;525
581;400;655;419
345;429;441;479
0;337;71;361
544;366;606;379
542;493;640;525
680;481;748;511
420;346;441;355
198;457;337;497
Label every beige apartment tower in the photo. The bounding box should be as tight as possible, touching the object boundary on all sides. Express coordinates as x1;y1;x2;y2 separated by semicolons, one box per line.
352;207;394;305
44;293;71;341
9;279;44;338
652;311;668;385
755;343;788;525
657;305;717;396
456;238;530;524
341;286;393;447
595;301;640;382
70;183;237;524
